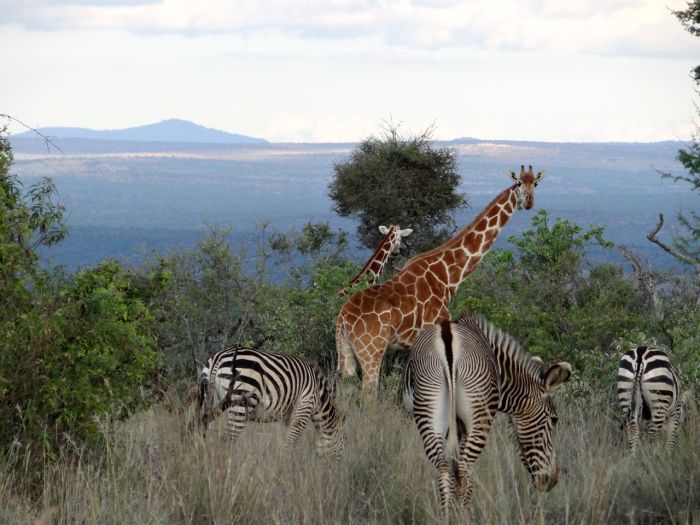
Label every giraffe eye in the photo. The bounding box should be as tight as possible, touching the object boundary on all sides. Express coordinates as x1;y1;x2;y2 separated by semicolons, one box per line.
534;182;538;187
516;181;522;187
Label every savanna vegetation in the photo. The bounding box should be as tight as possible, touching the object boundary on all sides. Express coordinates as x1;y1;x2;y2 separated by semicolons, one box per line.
2;6;700;517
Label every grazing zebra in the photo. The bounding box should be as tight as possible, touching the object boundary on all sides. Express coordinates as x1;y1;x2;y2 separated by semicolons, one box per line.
617;346;683;452
403;313;572;513
196;347;346;458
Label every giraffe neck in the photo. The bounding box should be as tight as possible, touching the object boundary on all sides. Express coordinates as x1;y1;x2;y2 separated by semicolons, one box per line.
402;185;518;297
348;232;396;286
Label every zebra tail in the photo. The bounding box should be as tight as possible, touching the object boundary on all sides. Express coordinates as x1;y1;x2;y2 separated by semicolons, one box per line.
443;322;459;463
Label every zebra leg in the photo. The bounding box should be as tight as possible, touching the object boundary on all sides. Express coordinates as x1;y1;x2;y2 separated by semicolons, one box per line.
625;411;640;453
285;400;314;450
647;407;668;445
415;424;453;514
225;404;247;444
665;404;682;451
456;419;493;506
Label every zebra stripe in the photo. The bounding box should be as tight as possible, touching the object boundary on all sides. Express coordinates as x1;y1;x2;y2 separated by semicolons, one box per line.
617;346;683;452
198;347;345;458
403;312;571;513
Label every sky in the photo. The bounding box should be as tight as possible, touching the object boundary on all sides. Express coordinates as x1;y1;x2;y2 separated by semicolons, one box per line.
1;0;699;143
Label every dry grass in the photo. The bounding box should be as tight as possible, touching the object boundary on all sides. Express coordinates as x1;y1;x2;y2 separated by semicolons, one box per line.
1;384;698;524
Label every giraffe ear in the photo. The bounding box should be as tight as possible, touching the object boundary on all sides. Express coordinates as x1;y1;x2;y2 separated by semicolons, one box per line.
542;362;572;392
535;171;546;182
378;225;389;235
509;170;518;182
399;228;413;237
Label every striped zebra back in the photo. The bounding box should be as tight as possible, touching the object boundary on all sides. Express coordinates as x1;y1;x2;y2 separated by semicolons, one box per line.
618;346;681;425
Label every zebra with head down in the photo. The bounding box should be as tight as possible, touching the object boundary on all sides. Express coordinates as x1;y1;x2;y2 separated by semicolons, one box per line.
403;312;572;513
195;347;346;458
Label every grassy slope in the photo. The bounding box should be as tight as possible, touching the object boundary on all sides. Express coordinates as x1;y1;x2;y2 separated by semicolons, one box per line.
2;384;698;524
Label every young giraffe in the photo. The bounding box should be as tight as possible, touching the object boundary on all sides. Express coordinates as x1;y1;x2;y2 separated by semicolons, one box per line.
336;165;545;396
339;225;413;296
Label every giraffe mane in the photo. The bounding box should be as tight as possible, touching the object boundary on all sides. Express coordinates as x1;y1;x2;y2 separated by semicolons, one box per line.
398;184;517;272
456;311;545;380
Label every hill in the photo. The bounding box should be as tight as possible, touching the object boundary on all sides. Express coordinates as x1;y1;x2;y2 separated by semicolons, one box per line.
8;137;695;272
11;119;267;144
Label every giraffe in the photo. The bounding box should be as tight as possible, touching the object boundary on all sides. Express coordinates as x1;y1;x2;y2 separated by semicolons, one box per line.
335;165;545;396
339;224;413;296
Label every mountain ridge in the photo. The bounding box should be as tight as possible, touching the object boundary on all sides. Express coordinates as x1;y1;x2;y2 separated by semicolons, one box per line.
12;118;268;144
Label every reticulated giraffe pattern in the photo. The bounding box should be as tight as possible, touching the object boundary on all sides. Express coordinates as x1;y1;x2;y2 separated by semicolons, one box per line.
196;347;346;458
403;312;572;513
336;165;545;395
339;224;413;296
617;346;683;453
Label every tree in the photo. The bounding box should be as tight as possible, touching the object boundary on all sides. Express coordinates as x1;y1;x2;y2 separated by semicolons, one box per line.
0;126;160;473
328;124;467;255
652;2;700;267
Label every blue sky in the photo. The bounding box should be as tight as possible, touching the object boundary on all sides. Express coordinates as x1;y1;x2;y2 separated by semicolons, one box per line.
1;0;698;142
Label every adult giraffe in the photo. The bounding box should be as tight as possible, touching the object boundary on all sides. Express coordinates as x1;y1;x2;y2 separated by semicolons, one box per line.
339;224;413;296
335;165;545;396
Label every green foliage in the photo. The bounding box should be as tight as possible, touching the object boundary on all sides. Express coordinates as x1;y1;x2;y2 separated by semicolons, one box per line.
257;223;354;369
328;124;467;254
147;225;258;378
0;131;160;474
452;210;648;387
1;261;161;462
665;1;700;261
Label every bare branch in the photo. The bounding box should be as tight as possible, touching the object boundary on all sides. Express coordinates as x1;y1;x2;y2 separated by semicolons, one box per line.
0;113;64;154
646;213;700;272
618;244;662;319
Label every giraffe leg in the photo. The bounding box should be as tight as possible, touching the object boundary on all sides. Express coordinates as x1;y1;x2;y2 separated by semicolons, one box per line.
286;400;314;450
336;325;359;378
359;342;388;398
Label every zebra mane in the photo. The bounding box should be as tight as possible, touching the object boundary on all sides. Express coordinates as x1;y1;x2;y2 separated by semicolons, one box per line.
456;311;545;380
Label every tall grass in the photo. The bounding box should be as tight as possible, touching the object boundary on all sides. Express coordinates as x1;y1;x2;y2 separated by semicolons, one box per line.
2;384;698;524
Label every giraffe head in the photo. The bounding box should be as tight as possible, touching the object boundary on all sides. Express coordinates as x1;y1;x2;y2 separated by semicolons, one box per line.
509;165;545;210
378;224;413;254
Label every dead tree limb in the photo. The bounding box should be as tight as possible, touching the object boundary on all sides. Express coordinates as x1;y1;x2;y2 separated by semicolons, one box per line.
647;213;700;273
618;245;662;319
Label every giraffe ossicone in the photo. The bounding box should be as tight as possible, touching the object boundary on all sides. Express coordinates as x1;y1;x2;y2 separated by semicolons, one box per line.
335;165;545;396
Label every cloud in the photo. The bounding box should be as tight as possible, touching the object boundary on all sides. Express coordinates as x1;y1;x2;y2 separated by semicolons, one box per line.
1;0;696;58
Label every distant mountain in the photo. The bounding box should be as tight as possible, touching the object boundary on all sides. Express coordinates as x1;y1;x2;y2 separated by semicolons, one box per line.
12;119;268;144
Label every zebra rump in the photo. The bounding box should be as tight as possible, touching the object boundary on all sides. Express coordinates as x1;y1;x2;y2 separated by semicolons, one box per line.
403;312;571;513
617;346;683;451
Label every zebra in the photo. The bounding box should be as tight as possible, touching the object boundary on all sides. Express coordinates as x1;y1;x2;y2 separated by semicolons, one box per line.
403;312;572;513
196;347;346;458
617;346;683;452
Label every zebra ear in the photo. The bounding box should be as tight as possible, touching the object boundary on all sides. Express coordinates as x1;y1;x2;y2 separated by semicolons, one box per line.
542;362;572;391
378;225;389;235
